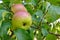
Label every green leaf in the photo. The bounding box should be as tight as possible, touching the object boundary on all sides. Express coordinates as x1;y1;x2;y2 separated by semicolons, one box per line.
41;28;48;36
25;0;38;6
29;28;34;40
2;0;10;3
14;29;33;40
42;2;50;13
42;23;50;30
0;20;14;40
0;10;10;21
10;0;22;6
36;30;42;40
35;10;43;17
46;34;57;40
25;0;31;3
0;10;3;21
32;10;43;26
46;0;60;6
4;12;12;21
0;21;11;37
25;4;34;15
31;0;38;6
2;35;15;40
45;5;60;23
0;38;1;40
2;0;10;10
0;37;2;40
0;3;5;9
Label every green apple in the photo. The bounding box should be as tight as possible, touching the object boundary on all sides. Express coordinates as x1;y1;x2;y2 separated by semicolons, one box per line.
12;11;32;30
11;4;27;13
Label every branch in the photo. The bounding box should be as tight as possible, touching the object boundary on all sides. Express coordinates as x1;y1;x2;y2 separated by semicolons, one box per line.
49;32;60;36
31;25;60;36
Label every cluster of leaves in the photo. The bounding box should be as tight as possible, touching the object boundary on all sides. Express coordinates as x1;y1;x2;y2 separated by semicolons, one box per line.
0;0;60;40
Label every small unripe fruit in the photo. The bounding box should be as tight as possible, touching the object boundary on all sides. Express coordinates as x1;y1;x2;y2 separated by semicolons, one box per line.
12;11;32;30
11;4;27;13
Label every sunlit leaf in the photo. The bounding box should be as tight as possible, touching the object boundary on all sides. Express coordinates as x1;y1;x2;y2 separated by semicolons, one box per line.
46;34;57;40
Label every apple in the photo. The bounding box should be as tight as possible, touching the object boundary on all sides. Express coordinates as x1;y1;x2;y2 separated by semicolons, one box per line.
12;11;32;30
11;4;27;13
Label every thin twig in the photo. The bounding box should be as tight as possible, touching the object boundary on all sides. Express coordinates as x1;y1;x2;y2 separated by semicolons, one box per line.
49;32;60;36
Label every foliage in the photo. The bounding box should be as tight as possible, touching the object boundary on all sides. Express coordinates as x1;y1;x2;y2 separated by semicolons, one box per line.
0;0;60;40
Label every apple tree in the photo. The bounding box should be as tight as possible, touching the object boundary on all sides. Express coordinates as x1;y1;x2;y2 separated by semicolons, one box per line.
0;0;60;40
